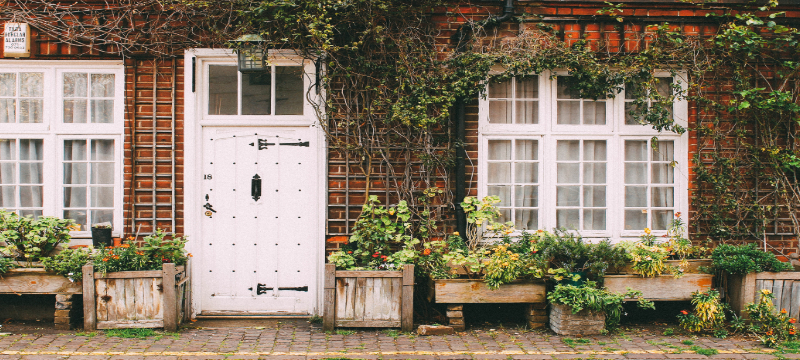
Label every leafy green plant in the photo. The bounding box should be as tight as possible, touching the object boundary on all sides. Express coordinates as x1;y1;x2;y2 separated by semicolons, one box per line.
41;248;91;282
745;289;798;347
547;283;654;330
689;346;718;356
535;230;627;281
0;210;74;265
104;328;160;338
678;290;726;333
93;229;188;274
712;243;792;275
0;257;15;274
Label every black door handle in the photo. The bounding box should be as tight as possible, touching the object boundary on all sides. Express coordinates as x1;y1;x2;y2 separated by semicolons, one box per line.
252;174;262;201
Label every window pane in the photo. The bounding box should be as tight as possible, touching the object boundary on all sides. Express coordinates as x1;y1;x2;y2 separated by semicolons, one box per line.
515;209;537;230
583;186;606;207
64;140;87;160
516;77;538;98
275;66;304;115
625;163;646;184
0;164;15;184
64;164;87;184
20;186;42;207
20;210;42;219
652;210;674;230
20;139;43;160
91;74;114;97
625;141;648;161
241;71;271;115
515;140;537;160
0;99;14;123
515;163;537;183
556;77;579;99
625;187;647;207
557;163;579;183
92;209;114;226
90;100;114;123
91;163;114;184
63;73;87;97
625;102;641;125
64;187;87;207
625;210;647;230
20;73;43;97
583;163;606;184
489;80;511;98
557;209;579;229
583;101;606;125
19;99;43;123
487;163;510;183
488;185;510;206
652;141;674;161
655;77;673;97
19;164;42;184
556;186;579;206
91;140;114;160
63;210;86;229
625;82;640;100
0;186;15;207
557;101;580;124
0;140;14;160
497;208;511;223
583;209;606;230
652;187;674;207
0;73;15;96
583;140;606;161
63;100;87;123
488;140;511;160
652;164;674;184
515;185;537;207
208;65;238;115
557;140;580;161
489;101;511;124
91;187;114;207
515;101;537;124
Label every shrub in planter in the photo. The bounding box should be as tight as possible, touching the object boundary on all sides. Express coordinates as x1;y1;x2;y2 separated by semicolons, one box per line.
93;229;189;274
535;230;628;283
41;248;92;282
547;282;654;333
711;243;792;275
0;210;74;266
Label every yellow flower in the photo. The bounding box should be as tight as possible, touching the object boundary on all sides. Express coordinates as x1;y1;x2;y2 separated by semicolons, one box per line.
644;228;651;235
761;289;773;295
453;231;460;236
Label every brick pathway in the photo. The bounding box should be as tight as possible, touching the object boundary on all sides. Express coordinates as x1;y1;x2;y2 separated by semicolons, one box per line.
0;319;794;359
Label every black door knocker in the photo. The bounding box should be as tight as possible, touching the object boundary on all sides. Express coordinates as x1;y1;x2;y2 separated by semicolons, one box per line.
251;174;262;201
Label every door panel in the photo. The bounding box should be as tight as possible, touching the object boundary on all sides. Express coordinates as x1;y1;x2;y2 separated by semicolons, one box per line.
200;127;317;314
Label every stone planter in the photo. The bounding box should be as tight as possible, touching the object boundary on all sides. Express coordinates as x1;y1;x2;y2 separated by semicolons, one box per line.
431;279;547;331
549;303;605;335
604;274;714;301
323;264;413;331
726;271;800;318
0;267;82;329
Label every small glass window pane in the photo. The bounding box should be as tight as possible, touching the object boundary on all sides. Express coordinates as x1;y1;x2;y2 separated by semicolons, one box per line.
0;99;15;123
652;141;674;161
489;101;511;124
583;186;606;207
515;163;537;183
91;163;114;184
515;101;537;124
625;210;647;230
652;210;674;230
90;100;114;123
91;74;114;97
516;77;538;98
0;73;15;96
64;164;88;184
556;77;579;99
557;140;580;161
19;99;43;123
0;186;16;207
583;209;606;230
275;66;304;115
91;187;114;207
488;185;510;206
20;186;42;207
63;210;86;229
625;141;648;161
625;187;647;207
556;186;579;206
515;140;537;160
583;101;606;125
557;164;579;183
63;73;87;98
652;164;674;184
583;141;606;161
489;80;511;98
0;140;15;160
0;164;15;184
625;163;647;184
92;209;114;225
241;72;271;115
515;185;537;207
63;100;87;123
488;140;511;160
652;187;674;207
64;140;87;160
557;209;579;229
557;101;580;124
208;65;238;115
515;209;537;230
625;102;641;125
488;163;510;183
19;164;42;184
583;163;606;184
20;73;43;97
64;187;87;207
91;140;114;160
655;77;673;97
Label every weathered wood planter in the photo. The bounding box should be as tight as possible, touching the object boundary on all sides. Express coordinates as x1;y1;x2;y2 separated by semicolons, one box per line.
431;279;547;331
604;274;714;301
613;259;713;275
726;272;800;318
549;303;605;335
0;268;82;329
82;263;190;331
323;264;413;332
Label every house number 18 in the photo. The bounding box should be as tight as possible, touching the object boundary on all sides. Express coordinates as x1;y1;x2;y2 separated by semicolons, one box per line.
204;174;212;180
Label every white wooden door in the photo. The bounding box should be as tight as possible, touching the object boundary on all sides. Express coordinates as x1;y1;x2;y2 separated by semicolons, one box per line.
199;127;318;314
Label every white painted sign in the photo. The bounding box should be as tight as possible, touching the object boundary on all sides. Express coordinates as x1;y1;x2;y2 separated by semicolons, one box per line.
4;23;31;58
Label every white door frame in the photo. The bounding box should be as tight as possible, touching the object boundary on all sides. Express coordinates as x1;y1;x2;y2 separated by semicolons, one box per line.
184;48;327;317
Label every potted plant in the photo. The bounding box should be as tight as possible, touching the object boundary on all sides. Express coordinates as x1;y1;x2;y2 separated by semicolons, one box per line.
82;229;191;331
90;223;113;248
548;281;654;335
324;195;418;332
0;210;82;329
604;215;714;301
714;243;795;318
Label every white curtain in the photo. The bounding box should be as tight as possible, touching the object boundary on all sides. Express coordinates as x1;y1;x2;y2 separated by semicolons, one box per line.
0;73;15;123
64;140;87;227
19;140;43;217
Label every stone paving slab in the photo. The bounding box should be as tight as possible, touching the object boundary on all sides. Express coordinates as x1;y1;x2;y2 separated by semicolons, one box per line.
0;319;789;359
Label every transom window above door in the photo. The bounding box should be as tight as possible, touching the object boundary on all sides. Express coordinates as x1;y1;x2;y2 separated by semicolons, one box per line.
479;72;688;239
207;65;304;116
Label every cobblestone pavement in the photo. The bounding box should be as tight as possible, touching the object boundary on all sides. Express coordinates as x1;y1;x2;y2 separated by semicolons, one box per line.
0;319;796;359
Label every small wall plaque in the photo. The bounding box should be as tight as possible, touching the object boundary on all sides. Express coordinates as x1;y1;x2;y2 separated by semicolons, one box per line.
4;23;31;58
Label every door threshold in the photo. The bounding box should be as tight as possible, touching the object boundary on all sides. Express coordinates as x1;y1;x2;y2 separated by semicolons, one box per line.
197;311;310;319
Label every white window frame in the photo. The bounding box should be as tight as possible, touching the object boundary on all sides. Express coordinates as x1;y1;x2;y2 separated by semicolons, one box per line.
479;70;689;241
0;60;124;238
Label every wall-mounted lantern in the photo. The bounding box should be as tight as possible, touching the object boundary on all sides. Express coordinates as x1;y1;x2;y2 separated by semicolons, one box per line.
232;34;267;73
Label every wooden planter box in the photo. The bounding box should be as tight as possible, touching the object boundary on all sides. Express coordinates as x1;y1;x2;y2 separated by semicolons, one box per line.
604;274;714;301
0;268;82;329
431;279;547;331
323;264;413;332
549;303;605;335
726;272;800;318
613;259;713;275
82;263;190;331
